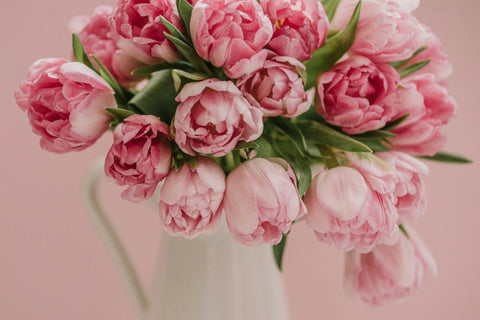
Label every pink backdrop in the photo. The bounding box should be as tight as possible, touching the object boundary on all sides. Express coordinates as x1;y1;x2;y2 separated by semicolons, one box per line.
1;0;479;319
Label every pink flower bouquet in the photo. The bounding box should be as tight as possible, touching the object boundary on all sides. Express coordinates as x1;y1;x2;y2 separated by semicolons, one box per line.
16;0;471;306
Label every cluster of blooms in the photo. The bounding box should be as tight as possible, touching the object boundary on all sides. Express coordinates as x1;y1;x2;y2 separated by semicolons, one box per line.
16;0;467;306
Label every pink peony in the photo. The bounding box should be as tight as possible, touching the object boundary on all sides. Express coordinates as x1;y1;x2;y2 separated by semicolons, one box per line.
390;74;457;156
190;0;273;78
174;79;263;157
70;6;145;86
305;153;399;253
159;157;226;238
237;55;314;118
331;0;423;62
261;0;329;61
376;152;428;223
344;226;437;306
110;0;182;65
316;56;399;134
105;114;172;202
15;58;115;153
223;158;306;246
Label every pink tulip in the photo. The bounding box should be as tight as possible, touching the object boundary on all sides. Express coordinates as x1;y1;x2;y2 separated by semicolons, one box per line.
390;74;457;156
69;6;145;86
174;79;263;157
261;0;329;61
345;226;437;306
237;55;314;118
316;56;399;134
305;153;399;252
345;152;398;199
111;50;148;86
331;0;423;62
405;25;453;83
388;81;425;127
159;157;226;238
223;158;306;246
110;0;182;65
393;0;419;12
376;152;428;223
15;58;115;153
190;0;273;78
105;115;172;202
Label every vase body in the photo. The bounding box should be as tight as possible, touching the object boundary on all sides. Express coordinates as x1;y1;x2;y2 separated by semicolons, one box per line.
83;161;289;320
145;218;290;320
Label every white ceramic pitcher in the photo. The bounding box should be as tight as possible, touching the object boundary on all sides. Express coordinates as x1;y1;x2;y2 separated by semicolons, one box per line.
83;160;290;320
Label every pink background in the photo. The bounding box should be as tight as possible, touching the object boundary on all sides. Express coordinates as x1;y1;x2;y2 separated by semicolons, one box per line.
1;0;479;319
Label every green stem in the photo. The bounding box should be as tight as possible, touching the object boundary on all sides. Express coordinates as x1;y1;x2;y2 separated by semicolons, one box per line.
399;224;410;238
316;145;341;169
224;152;236;173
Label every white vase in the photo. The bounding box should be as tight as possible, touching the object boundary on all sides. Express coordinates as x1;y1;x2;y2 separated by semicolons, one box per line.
83;160;290;320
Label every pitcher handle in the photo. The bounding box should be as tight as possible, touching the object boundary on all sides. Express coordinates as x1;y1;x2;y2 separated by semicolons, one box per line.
82;159;149;320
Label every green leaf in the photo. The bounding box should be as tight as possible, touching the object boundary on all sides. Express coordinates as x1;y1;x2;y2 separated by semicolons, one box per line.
326;29;340;39
419;151;473;164
131;61;194;75
292;154;312;197
164;33;211;74
352;138;390;152
177;0;194;37
171;69;209;91
297;120;373;153
298;105;328;123
128;70;178;123
272;234;288;272
109;119;121;130
159;16;188;43
185;155;198;169
72;33;97;71
303;0;361;89
270;117;308;156
352;130;397;140
253;137;277;159
91;56;132;107
390;47;427;69
322;0;342;21
398;59;431;78
269;137;312;196
315;144;342;168
305;141;325;159
234;141;260;151
399;224;410;238
105;107;136;121
172;157;182;171
132;64;170;76
382;113;410;131
295;65;308;86
263;119;312;195
171;143;190;171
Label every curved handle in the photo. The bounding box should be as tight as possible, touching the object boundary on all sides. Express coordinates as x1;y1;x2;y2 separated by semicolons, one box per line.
82;159;149;320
